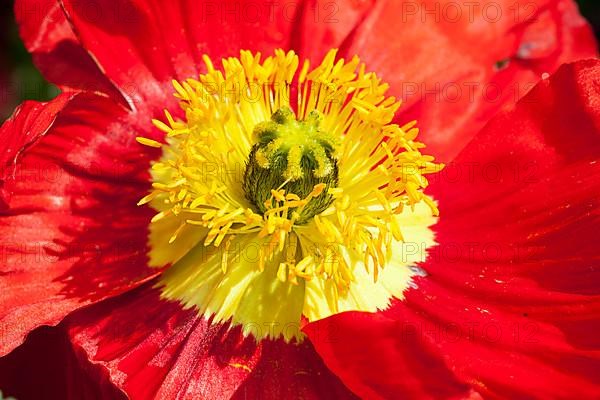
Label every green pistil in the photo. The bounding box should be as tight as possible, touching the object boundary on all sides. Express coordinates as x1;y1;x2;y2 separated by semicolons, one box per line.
243;107;339;223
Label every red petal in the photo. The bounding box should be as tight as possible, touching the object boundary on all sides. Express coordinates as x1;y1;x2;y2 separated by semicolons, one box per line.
58;0;307;108
0;93;159;356
306;59;600;399
0;92;73;203
0;326;125;400
295;0;375;61
14;0;121;98
345;0;598;162
63;283;357;399
305;313;473;400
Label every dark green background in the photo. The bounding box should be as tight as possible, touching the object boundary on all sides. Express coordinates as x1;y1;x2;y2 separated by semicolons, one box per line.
1;0;599;120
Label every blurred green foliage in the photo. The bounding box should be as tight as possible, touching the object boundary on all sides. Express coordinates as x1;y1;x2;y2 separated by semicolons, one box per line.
1;0;599;120
1;4;58;118
578;0;600;34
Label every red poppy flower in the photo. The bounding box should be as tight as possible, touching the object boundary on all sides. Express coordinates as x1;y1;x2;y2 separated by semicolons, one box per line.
1;0;599;399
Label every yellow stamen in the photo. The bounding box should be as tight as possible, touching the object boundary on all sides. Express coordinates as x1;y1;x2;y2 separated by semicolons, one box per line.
139;49;443;342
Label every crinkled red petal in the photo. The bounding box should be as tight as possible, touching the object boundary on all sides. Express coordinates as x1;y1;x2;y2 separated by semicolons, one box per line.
63;282;357;400
306;59;600;399
344;0;598;161
0;93;160;356
14;0;121;99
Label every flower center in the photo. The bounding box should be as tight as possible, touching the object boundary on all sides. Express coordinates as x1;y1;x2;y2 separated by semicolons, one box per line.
243;107;338;224
137;49;443;342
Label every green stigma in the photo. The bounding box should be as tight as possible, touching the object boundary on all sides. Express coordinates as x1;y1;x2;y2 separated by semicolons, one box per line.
243;107;339;223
